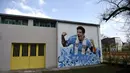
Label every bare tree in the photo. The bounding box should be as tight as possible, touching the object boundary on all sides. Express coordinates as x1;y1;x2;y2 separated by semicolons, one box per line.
99;0;130;43
99;0;130;21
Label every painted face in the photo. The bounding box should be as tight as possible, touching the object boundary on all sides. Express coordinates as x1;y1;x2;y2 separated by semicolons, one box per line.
77;29;84;41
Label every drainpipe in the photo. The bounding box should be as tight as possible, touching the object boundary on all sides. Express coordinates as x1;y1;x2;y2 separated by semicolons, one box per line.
97;25;103;63
56;21;58;68
0;17;1;23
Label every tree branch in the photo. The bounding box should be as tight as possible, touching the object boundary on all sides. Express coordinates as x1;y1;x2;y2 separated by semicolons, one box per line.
103;7;130;21
117;0;123;6
113;8;126;17
104;0;120;8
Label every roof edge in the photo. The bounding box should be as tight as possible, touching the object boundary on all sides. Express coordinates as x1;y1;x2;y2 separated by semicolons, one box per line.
0;13;100;26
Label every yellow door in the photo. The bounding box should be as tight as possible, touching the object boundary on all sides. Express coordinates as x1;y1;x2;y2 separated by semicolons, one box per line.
29;44;45;69
11;43;29;70
11;43;45;70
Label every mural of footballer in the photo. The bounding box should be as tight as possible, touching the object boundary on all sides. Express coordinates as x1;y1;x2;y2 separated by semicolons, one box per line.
58;26;101;67
61;26;93;55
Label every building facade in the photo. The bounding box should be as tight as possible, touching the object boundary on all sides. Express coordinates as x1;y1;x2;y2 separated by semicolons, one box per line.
0;14;102;71
101;37;123;52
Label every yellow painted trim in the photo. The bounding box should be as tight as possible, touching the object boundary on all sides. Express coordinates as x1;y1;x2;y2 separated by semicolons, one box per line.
28;44;30;57
20;44;22;57
11;44;13;57
10;43;13;69
36;44;38;56
44;43;46;67
28;44;30;67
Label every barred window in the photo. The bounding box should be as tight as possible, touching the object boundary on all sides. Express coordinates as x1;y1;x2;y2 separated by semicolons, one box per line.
38;44;44;56
30;44;36;56
1;17;28;26
13;43;20;57
33;20;56;28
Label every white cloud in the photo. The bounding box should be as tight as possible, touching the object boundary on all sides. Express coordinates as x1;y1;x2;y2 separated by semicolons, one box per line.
5;8;50;18
5;8;22;15
20;2;33;11
11;0;33;11
39;0;45;5
5;0;50;18
52;8;58;12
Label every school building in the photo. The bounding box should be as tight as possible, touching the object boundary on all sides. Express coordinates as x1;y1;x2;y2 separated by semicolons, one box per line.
0;13;102;71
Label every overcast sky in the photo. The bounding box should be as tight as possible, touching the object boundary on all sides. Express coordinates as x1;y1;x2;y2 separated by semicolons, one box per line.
0;0;126;42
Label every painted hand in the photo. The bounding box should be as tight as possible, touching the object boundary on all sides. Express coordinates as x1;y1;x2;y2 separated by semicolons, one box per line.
62;32;67;36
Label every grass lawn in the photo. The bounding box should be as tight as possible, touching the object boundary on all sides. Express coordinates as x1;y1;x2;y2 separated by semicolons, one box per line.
42;64;130;73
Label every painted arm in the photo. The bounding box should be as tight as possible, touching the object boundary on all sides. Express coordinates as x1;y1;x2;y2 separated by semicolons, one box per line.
61;35;67;47
61;32;74;47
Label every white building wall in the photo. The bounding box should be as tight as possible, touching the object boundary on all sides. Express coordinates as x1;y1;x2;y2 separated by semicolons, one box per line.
0;19;57;71
0;15;101;70
115;37;122;51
